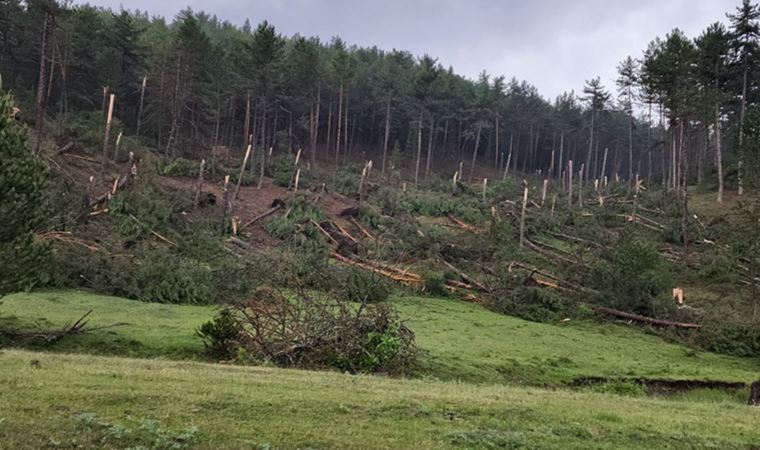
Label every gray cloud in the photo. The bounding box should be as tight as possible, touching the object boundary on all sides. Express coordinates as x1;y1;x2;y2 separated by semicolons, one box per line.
79;0;735;99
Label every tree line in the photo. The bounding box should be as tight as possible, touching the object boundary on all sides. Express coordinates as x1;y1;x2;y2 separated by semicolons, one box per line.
1;0;759;197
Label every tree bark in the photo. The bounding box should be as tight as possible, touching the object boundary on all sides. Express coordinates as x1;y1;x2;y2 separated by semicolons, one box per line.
382;97;391;175
715;103;724;203
33;11;53;155
425;116;435;178
469;121;483;182
414;111;423;187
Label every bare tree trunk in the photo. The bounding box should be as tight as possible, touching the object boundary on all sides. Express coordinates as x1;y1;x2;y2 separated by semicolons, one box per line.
136;75;147;138
715;104;724;203
382;97;391;175
311;88;320;166
469;122;483;182
194;159;205;207
425;116;435;178
414;112;423;187
34;11;53;155
568;159;574;207
503;132;514;179
557;130;564;180
519;183;528;248
234;144;252;200
494;113;500;169
342;91;349;165
243;91;251;149
101;94;115;177
628;112;633;184
585;110;595;180
738;60;748;196
335;84;343;166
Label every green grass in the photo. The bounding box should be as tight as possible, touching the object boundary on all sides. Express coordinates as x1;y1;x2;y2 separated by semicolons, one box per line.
2;290;759;387
1;349;759;449
0;290;214;359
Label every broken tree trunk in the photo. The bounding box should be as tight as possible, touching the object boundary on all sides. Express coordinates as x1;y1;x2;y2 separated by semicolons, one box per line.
194;159;205;207
220;175;230;235
234;144;252;200
441;259;490;292
101;93;115;177
519;183;529;248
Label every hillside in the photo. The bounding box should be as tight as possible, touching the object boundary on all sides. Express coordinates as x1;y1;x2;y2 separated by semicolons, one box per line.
3;291;758;387
2;349;759;449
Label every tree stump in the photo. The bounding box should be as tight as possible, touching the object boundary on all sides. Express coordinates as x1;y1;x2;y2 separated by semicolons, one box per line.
749;381;760;406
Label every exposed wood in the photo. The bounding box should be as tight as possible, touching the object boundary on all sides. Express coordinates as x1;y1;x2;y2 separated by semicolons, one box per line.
194;159;205;207
234;145;252;200
441;259;490;292
585;304;702;329
348;217;373;239
128;214;177;247
447;215;482;234
239;202;284;232
519;183;529;248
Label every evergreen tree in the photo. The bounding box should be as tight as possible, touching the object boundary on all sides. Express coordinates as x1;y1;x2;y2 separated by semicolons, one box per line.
0;88;50;296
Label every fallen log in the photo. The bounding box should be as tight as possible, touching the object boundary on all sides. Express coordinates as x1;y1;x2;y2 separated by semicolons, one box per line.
56;140;77;155
441;259;490;292
348;217;374;239
447;215;482;234
584;304;702;329
332;220;358;244
238;200;285;232
331;252;423;285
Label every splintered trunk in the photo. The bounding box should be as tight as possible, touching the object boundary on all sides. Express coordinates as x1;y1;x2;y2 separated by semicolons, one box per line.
715;104;724;203
503;132;514;179
234;144;252;200
335;83;343;166
382;98;391;175
469;121;483;182
101;94;115;176
519;184;529;248
425;116;435;178
679;120;688;247
414;112;423;187
34;12;52;154
136;75;147;138
600;147;608;184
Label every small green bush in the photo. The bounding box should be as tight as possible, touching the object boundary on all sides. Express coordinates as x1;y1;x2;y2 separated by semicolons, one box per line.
197;309;239;359
492;287;565;323
340;269;390;303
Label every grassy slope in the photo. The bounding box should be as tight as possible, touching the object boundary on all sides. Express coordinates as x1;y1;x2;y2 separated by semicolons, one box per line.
1;349;759;450
2;290;759;385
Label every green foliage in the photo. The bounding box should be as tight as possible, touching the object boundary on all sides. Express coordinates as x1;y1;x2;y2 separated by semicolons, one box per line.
492;287;565;323
697;323;760;357
424;272;449;297
73;413;198;449
592;233;673;316
159;157;202;178
340;269;390;303
0;89;51;296
197;309;239;359
129;250;214;304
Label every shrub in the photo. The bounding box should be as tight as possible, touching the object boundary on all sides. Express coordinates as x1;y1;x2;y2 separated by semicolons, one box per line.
233;287;415;373
197;309;239;359
591;232;673;316
129;250;214;304
424;271;449;297
340;268;390;303
492;286;564;323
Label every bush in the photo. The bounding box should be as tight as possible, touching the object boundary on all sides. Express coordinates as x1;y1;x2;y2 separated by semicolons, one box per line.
233;287;415;373
492;286;565;323
591;232;673;316
197;309;239;359
424;271;449;297
129;250;214;304
340;269;390;303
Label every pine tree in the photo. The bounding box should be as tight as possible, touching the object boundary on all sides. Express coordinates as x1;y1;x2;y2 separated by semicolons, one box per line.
0;88;50;296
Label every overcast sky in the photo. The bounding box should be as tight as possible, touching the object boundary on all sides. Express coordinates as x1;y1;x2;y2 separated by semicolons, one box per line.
79;0;737;100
